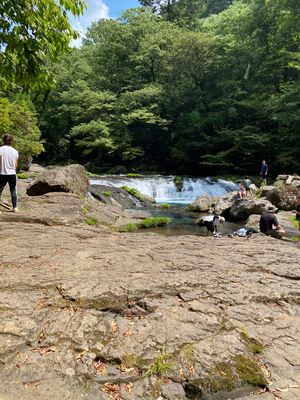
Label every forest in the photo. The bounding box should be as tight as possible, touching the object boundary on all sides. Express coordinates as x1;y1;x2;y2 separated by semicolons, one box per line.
0;0;299;176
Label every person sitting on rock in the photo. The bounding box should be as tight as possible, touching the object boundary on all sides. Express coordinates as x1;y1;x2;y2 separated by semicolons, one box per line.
293;195;300;234
198;215;225;236
238;182;246;198
259;210;285;239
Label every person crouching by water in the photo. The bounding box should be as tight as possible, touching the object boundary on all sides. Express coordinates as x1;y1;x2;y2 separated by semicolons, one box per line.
259;210;285;239
0;134;19;212
198;215;225;236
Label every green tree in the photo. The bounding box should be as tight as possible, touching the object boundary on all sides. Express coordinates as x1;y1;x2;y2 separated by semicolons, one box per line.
0;97;44;168
0;0;86;90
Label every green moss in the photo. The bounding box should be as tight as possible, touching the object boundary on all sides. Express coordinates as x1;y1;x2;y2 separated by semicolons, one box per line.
201;362;235;393
174;176;183;189
103;191;112;197
144;351;174;377
290;236;300;241
122;353;138;367
17;172;29;179
179;344;194;363
121;185;143;200
139;217;171;229
117;217;171;232
160;203;171;209
289;215;299;229
82;205;90;214
127;173;142;177
240;328;265;354
185;363;235;396
117;223;138;232
84;216;98;226
234;355;267;387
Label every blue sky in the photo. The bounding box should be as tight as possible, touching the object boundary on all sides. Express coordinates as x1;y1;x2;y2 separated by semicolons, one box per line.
70;0;140;46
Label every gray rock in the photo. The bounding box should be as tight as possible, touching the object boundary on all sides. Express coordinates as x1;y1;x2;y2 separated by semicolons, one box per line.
188;194;217;212
89;185;138;208
257;185;274;197
266;186;299;210
161;381;186;399
26;164;89;196
229;198;277;220
214;191;238;215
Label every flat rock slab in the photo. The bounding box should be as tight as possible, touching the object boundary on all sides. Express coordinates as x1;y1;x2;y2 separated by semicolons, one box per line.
0;219;300;399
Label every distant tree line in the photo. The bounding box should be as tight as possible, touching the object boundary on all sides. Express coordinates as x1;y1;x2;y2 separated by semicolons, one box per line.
1;0;299;175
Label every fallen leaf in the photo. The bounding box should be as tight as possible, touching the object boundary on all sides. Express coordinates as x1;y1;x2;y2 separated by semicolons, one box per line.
125;382;133;393
100;382;120;395
94;361;107;375
111;320;119;333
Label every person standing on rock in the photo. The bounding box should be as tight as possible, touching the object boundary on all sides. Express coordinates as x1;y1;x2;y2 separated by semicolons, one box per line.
260;160;268;186
242;177;252;197
259;210;285;239
0;134;19;213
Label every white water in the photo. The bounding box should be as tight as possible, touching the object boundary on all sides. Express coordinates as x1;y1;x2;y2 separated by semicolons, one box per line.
90;175;237;204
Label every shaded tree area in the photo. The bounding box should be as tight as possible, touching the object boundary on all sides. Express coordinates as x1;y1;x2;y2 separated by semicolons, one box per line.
32;1;300;175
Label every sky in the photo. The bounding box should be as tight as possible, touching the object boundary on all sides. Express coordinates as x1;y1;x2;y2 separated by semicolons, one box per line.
69;0;141;46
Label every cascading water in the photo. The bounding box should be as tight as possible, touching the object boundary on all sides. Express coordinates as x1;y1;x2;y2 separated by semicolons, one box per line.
89;176;238;204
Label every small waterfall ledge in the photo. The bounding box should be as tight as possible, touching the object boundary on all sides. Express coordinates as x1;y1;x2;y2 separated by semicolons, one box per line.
89;176;238;204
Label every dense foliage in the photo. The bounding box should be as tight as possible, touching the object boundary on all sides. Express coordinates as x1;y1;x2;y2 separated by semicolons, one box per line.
2;0;300;175
0;0;86;90
0;97;44;169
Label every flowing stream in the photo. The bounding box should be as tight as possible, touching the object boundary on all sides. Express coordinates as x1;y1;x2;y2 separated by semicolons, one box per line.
90;175;237;204
90;175;241;236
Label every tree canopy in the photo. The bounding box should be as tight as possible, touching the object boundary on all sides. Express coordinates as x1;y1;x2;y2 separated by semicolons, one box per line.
2;0;300;175
0;0;86;90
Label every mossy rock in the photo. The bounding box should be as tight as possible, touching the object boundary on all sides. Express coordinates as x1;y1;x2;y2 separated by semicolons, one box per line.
234;355;267;387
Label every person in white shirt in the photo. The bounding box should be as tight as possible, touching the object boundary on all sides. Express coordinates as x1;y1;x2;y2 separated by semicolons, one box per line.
197;214;225;236
0;134;19;212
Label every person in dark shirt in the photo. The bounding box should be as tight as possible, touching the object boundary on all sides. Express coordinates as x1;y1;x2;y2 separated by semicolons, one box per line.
260;160;268;185
259;211;285;238
294;195;300;234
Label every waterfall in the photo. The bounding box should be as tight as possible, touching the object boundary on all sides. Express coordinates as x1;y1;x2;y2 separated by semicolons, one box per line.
89;176;237;204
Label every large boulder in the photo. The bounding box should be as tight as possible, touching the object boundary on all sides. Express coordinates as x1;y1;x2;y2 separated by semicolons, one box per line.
214;191;238;215
89;185;138;208
26;164;89;196
229;198;277;220
188;194;217;212
266;186;300;210
257;185;274;197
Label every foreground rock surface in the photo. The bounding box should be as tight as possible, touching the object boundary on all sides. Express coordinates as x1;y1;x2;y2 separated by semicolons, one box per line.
0;171;300;400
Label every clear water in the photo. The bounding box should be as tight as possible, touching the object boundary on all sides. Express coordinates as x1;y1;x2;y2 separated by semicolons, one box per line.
126;206;242;237
90;175;243;236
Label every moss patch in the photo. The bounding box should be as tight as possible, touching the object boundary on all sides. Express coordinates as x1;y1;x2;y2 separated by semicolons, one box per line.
289;215;299;229
234;355;267;387
121;186;143;200
84;216;98;226
139;217;171;229
17;172;29;179
103;191;112;197
179;344;194;363
200;362;235;393
240;328;265;354
160;203;171;209
117;217;171;232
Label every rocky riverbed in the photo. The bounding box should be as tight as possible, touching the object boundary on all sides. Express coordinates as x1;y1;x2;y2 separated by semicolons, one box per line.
0;166;300;400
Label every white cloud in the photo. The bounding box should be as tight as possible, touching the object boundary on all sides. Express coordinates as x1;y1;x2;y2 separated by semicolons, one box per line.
70;0;111;47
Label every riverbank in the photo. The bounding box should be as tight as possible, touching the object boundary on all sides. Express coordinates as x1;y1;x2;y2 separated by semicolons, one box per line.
0;166;299;400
